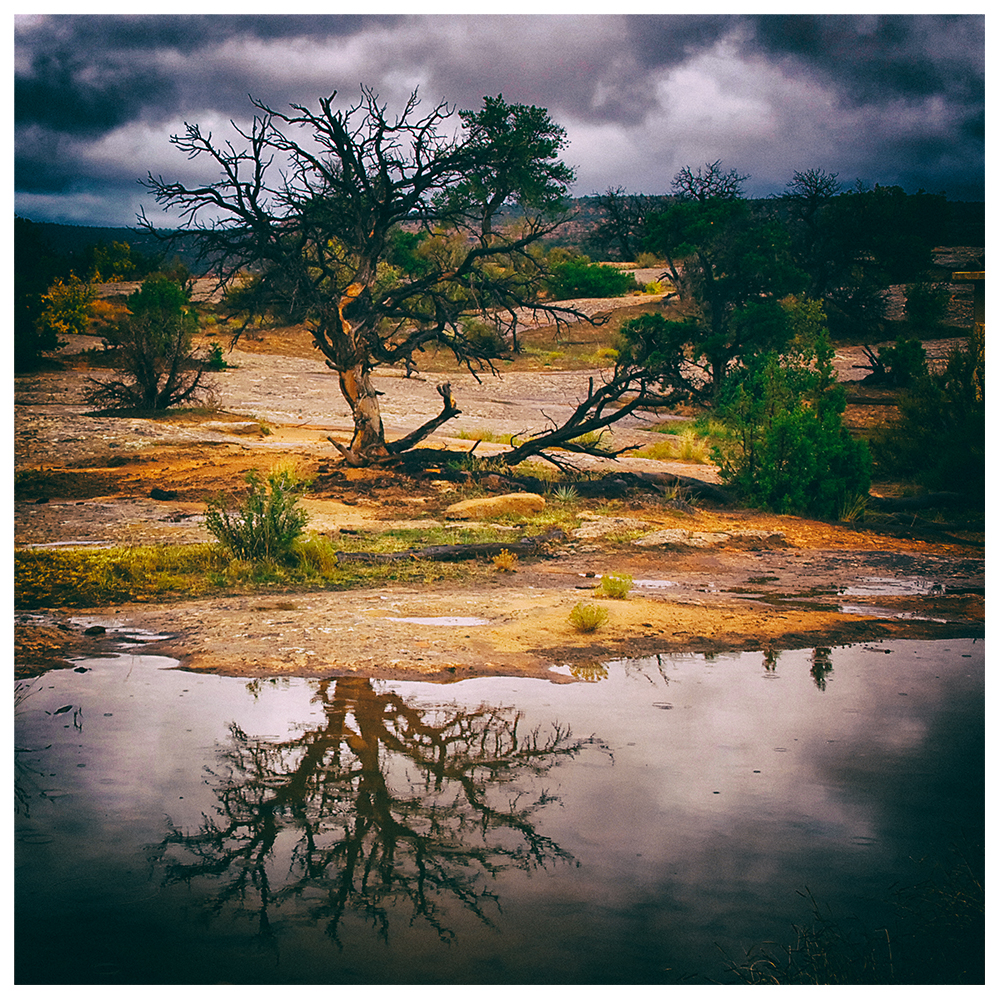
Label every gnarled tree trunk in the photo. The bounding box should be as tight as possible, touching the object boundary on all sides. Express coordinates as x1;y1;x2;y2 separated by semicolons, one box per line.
338;363;389;458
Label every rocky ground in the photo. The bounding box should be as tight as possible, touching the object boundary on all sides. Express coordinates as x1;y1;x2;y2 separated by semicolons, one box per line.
13;318;985;682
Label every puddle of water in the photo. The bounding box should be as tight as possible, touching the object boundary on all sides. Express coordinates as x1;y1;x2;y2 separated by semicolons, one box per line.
67;617;177;643
15;640;983;984
386;615;490;626
841;576;946;597
838;602;950;623
634;579;677;589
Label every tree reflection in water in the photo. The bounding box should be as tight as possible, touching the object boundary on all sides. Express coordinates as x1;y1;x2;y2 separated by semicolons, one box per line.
810;647;834;690
150;676;605;947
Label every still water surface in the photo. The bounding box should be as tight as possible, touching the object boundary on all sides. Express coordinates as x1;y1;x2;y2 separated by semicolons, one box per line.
15;639;983;984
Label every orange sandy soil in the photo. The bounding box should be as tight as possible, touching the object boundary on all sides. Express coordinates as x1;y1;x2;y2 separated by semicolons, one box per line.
14;318;984;682
14;434;984;682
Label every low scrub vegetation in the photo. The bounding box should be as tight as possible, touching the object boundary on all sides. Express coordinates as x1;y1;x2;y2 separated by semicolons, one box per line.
596;572;633;598
711;323;871;519
546;256;639;299
568;602;609;632
872;327;984;497
85;276;212;411
725;848;983;985
455;428;518;445
14;533;504;609
491;549;518;572
205;464;310;562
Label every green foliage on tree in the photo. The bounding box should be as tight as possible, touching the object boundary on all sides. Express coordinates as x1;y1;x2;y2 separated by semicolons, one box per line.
35;273;94;343
711;302;871;518
642;169;807;400
546;257;638;299
871;335;928;387
85;276;209;411
89;240;135;282
141;87;586;463
587;186;666;260
872;327;984;497
16;217;67;368
781;173;948;340
904;282;950;331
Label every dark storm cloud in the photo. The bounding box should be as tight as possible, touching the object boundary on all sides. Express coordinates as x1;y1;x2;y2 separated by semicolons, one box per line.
746;14;983;106
14;14;403;135
15;51;179;136
13;13;985;226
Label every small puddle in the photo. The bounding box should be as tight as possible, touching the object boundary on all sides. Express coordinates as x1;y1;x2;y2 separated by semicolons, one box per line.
634;579;677;590
386;616;490;626
840;576;946;597
837;602;949;623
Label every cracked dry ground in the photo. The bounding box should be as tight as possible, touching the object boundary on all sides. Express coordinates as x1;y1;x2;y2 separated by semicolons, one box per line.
14;340;985;681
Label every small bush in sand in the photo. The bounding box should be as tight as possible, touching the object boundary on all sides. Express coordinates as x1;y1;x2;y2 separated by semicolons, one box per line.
492;548;518;572
569;602;609;632
596;572;633;599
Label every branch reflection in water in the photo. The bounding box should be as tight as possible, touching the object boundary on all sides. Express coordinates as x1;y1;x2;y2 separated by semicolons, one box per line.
148;676;609;947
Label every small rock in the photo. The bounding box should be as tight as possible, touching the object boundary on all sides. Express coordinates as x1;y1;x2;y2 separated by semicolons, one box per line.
202;420;262;435
444;493;546;519
572;516;651;539
150;488;178;501
633;529;702;547
84;625;106;636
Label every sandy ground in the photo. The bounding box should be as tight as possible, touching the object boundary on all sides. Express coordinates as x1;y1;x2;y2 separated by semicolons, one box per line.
14;325;984;681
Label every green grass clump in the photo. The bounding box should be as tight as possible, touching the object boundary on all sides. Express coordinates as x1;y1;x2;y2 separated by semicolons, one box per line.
551;484;580;503
14;537;495;608
205;464;308;561
455;428;518;445
568;602;609;633
14;543;228;607
596;572;633;598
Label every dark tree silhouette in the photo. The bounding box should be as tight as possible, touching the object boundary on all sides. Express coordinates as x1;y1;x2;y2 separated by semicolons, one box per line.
149;677;606;948
638;163;807;402
671;160;749;202
589;186;664;261
140;88;604;464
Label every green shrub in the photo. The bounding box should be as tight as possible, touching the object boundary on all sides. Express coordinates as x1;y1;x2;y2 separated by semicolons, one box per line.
568;602;609;632
904;282;950;330
206;341;228;370
85;277;209;411
875;335;928;386
872;327;984;496
461;317;508;357
547;257;639;299
713;350;871;519
596;572;633;598
205;466;309;562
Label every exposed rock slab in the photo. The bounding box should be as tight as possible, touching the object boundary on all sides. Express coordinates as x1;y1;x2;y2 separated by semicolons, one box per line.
444;493;546;519
634;528;786;548
572;515;653;539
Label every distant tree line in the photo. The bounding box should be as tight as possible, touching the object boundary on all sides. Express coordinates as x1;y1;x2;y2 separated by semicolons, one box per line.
14;216;191;368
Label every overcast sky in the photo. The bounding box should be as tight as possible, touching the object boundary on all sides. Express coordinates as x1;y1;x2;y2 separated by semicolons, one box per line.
14;12;986;228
